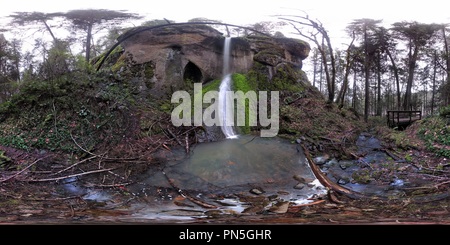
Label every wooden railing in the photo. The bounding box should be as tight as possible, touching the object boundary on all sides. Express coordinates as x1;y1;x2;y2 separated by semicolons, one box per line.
387;110;422;128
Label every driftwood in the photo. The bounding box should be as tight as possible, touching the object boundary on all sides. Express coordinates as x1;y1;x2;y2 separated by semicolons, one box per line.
301;143;357;197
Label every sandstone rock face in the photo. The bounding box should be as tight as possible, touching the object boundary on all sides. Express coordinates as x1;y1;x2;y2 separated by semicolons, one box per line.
117;24;310;99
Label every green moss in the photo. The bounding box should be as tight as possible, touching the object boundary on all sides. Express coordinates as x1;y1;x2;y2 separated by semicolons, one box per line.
352;169;372;184
232;73;255;134
111;54;126;73
189;74;257;135
94;45;124;71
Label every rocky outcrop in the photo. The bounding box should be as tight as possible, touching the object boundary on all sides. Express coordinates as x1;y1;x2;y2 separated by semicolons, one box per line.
115;24;310;99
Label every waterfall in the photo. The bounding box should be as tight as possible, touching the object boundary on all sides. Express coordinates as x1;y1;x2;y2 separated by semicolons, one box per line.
219;37;238;139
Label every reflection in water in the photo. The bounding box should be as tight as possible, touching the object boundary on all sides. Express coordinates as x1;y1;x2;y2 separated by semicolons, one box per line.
126;135;327;221
174;135;311;187
60;135;327;222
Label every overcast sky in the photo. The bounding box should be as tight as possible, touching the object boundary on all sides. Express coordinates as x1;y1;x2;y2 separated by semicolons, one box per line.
1;0;449;50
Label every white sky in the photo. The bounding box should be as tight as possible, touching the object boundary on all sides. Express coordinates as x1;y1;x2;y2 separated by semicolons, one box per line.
1;0;449;45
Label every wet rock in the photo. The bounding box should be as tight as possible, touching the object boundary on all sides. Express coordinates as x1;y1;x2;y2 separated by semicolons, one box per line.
325;158;338;167
277;190;290;195
250;188;265;195
268;201;290;214
338;160;354;170
338;178;349;185
205;209;225;218
267;195;278;201
294;183;305;190
293;175;306;183
390;178;404;186
313;154;330;165
295;139;302;144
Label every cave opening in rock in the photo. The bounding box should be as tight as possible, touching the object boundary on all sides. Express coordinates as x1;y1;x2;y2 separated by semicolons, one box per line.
183;61;203;83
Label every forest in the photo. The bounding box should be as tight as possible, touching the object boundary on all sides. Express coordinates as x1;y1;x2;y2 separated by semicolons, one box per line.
1;10;450;119
1;9;450;225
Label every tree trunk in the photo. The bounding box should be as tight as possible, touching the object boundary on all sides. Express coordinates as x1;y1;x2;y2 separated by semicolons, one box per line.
385;49;401;110
337;36;355;107
42;20;58;43
352;68;357;110
364;27;370;122
85;23;93;63
443;27;450;106
431;50;437;114
376;56;382;116
403;45;419;110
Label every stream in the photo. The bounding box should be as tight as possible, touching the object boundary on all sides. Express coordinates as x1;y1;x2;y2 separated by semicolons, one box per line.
56;132;429;223
59;135;328;223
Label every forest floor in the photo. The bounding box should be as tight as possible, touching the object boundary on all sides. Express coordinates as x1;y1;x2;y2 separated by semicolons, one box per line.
1;115;450;225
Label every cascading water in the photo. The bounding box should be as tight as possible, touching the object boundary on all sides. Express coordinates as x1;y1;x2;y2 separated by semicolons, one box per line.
219;37;238;139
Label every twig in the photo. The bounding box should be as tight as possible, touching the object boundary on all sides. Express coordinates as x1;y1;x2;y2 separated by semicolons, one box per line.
51;155;98;176
27;168;116;182
83;182;133;188
434;180;450;188
166;127;184;147
70;132;139;161
0;157;47;182
70;132;102;157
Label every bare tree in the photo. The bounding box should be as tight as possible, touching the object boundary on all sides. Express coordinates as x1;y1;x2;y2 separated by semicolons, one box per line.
336;33;356;108
279;15;337;103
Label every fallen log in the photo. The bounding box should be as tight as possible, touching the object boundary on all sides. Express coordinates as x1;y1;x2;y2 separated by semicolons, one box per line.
301;143;357;197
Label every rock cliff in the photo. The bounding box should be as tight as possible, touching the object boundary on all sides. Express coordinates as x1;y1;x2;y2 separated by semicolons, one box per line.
115;24;311;98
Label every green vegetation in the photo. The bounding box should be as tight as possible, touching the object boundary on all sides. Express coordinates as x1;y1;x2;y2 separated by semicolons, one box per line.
418;116;450;158
0;72;140;153
191;73;256;135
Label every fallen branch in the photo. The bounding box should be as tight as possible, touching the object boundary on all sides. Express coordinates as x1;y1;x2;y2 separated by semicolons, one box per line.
0;157;47;182
434;180;450;189
166;127;184;147
302;143;450;204
301;143;356;196
27;168;116;182
70;133;140;161
289;199;326;210
70;133;105;158
83;182;133;188
51;155;98;176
